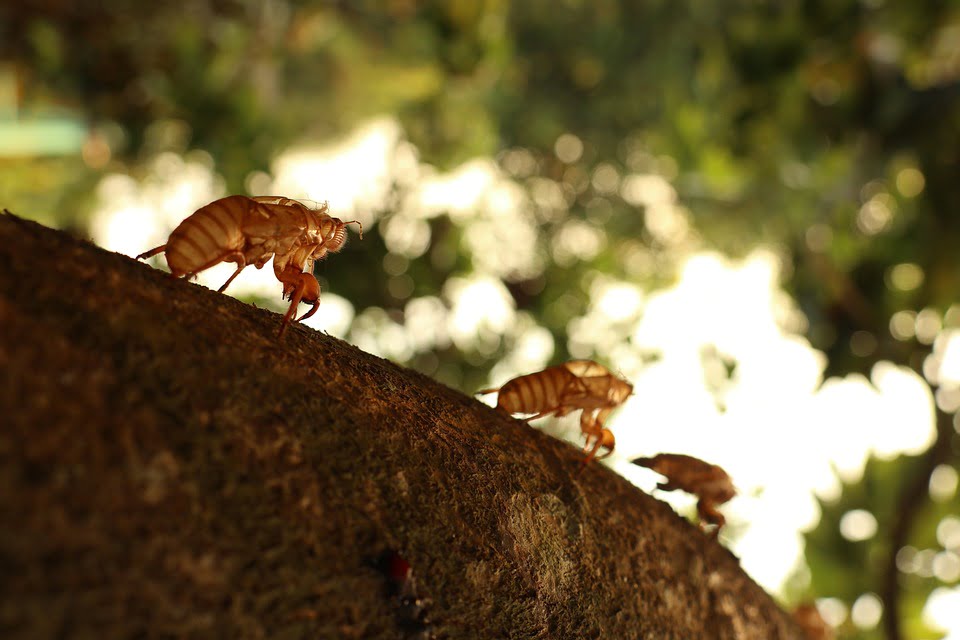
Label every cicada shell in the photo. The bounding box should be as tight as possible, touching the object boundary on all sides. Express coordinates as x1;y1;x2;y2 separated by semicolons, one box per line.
631;453;735;535
478;360;633;463
137;195;362;337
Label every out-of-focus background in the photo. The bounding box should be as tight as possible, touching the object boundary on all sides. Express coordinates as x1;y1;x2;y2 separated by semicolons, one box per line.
3;1;960;637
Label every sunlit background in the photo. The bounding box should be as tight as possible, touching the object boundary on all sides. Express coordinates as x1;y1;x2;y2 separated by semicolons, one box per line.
4;2;960;638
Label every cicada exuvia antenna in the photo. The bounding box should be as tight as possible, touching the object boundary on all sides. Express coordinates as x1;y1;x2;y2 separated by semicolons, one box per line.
616;367;636;397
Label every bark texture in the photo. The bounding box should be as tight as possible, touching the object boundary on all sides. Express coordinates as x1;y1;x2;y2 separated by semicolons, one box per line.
0;212;804;639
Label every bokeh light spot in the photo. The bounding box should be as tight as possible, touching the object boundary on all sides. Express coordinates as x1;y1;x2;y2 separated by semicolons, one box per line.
840;509;878;541
933;551;960;583
850;331;877;357
888;263;924;291
851;593;882;629
804;224;833;252
890;310;917;341
591;163;620;194
930;464;959;502
897;546;919;573
816;598;848;628
554;133;583;164
916;308;943;345
857;194;894;235
938;517;960;550
896;167;925;197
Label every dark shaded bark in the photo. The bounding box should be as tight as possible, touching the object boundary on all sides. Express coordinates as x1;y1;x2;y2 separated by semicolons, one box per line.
0;212;804;639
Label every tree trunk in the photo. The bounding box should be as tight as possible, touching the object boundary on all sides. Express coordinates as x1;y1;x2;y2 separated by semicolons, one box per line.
0;212;804;639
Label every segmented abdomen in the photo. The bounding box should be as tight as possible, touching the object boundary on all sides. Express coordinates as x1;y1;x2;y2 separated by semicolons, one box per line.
165;196;249;276
496;366;574;414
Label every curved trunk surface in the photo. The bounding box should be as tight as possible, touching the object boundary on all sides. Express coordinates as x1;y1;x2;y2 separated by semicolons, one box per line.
0;212;803;639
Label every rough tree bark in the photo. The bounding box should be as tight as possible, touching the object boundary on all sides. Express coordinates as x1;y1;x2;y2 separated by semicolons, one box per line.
0;212;804;639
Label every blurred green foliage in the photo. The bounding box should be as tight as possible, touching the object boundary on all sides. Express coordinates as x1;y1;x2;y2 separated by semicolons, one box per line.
805;453;957;639
4;1;960;637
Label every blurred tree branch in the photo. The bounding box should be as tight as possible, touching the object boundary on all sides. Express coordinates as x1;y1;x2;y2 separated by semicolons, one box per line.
880;407;956;640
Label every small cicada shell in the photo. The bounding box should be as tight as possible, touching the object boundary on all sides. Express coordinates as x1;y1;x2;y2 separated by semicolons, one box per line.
478;360;633;464
136;195;362;337
631;453;735;536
